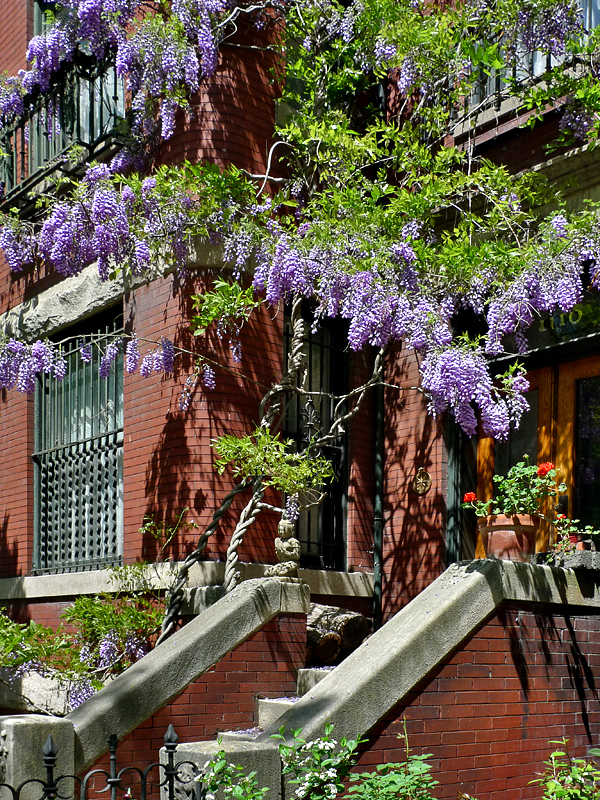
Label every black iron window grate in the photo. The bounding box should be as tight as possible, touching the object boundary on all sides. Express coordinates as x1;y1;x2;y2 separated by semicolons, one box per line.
33;320;123;574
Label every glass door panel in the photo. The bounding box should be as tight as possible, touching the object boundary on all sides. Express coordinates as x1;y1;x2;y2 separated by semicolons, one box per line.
574;376;600;527
494;388;539;476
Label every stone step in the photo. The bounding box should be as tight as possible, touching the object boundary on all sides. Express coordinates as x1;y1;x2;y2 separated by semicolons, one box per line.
296;667;335;697
257;697;298;729
256;668;336;730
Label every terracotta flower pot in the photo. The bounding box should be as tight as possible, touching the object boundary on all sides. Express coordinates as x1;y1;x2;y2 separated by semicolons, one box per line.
478;514;538;562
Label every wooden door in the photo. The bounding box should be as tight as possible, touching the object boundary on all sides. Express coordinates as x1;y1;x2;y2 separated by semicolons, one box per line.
474;365;556;555
555;356;600;529
476;356;600;555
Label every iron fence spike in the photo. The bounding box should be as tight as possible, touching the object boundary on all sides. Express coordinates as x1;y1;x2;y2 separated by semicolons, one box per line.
164;725;178;745
42;735;58;759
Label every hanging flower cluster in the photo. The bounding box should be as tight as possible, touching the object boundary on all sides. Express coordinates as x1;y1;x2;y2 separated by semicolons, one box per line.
1;0;600;436
0;0;226;145
2;164;197;278
0;334;176;395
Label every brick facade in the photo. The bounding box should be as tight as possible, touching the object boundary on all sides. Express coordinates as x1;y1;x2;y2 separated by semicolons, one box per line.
359;608;600;799
0;3;385;588
382;346;447;617
91;613;306;770
5;8;600;800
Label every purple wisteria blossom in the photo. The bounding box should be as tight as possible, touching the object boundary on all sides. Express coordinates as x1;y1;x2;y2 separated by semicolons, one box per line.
179;373;198;410
99;339;121;378
97;630;120;668
284;493;300;522
80;341;93;363
140;353;154;377
68;679;96;710
125;337;140;374
202;364;216;389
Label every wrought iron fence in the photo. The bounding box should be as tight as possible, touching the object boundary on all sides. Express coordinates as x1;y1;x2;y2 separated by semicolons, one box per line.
0;726;203;800
0;55;125;207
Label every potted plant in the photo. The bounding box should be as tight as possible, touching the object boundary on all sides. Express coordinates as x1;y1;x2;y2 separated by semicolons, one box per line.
462;457;566;561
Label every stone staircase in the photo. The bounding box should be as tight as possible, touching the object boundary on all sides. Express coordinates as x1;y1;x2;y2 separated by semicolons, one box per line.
256;668;334;730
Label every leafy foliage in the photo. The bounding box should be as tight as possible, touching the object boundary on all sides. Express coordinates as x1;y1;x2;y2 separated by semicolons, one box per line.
347;720;438;800
531;739;600;799
462;455;566;518
212;428;335;495
198;748;270;800
139;507;199;554
274;723;362;800
348;757;438;800
0;564;165;711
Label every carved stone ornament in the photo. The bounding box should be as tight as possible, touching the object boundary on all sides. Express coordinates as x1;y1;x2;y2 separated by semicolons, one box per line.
412;467;432;495
264;517;301;579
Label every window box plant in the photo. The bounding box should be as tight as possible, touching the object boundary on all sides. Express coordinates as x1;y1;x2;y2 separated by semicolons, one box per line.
462;458;566;562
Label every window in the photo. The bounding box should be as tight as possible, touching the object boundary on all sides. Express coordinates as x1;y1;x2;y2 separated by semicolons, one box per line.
32;312;123;573
283;312;348;571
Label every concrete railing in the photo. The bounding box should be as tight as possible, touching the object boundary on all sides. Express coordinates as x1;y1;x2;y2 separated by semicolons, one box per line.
0;578;310;784
4;561;600;795
176;559;600;799
251;558;600;744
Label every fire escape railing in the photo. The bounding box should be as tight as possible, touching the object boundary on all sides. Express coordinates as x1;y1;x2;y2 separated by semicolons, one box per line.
0;54;125;209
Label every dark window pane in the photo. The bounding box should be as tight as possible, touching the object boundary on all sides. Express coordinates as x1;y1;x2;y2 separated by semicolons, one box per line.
33;315;123;573
283;312;348;571
574;376;600;527
494;389;539;476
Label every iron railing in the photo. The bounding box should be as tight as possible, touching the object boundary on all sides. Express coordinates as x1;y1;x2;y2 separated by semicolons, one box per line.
472;0;600;109
0;55;125;208
0;725;203;800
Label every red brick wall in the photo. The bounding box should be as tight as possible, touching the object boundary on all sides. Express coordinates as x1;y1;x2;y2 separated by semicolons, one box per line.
2;598;73;627
0;7;373;585
382;345;447;618
122;270;285;567
0;0;37;573
90;612;305;770
0;0;31;75
156;22;279;178
359;608;600;800
346;350;376;574
0;391;34;577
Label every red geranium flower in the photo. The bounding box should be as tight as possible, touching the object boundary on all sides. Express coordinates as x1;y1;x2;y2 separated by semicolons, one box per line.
463;492;477;503
537;462;555;476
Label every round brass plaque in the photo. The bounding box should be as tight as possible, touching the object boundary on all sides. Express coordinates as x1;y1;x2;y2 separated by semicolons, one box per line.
412;467;432;495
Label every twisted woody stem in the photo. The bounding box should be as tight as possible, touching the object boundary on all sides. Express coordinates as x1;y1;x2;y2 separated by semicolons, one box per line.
156;479;250;645
159;295;309;636
158;294;383;638
223;477;265;592
223;295;307;592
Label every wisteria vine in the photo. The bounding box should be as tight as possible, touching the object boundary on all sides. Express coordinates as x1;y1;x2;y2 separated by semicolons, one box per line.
1;1;600;479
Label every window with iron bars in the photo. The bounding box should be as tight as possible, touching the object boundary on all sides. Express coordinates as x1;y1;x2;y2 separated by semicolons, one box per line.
283;311;348;571
0;0;126;207
32;310;124;573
